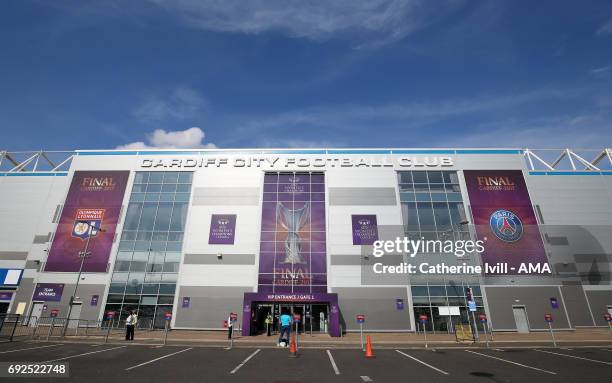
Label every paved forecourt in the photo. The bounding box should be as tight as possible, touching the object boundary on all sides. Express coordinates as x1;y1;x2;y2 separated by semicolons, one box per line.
0;341;610;382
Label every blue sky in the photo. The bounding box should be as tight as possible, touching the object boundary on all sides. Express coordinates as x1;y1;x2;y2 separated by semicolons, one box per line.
1;0;612;150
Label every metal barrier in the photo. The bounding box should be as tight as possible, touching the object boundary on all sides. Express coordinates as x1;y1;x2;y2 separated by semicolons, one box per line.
1;314;171;343
0;314;40;341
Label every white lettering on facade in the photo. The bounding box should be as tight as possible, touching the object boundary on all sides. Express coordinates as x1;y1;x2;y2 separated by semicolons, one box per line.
139;156;455;169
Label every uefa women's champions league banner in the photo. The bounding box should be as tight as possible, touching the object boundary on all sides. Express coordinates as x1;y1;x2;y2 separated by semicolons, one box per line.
45;171;129;272
464;170;549;275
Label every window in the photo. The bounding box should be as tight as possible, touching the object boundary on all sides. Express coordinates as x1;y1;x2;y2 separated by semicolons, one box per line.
397;171;483;334
105;171;192;328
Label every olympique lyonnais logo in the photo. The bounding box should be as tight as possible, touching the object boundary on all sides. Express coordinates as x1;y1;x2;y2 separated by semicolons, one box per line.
72;209;105;239
476;176;516;192
489;209;523;242
80;176;117;192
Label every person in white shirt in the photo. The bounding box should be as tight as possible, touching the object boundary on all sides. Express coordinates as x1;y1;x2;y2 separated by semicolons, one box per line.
227;315;234;339
125;311;137;341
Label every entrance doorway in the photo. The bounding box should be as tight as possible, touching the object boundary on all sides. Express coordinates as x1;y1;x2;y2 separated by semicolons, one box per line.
252;302;329;335
512;306;530;333
29;302;45;327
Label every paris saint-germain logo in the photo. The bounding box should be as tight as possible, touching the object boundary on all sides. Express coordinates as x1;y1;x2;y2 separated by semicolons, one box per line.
489;209;523;242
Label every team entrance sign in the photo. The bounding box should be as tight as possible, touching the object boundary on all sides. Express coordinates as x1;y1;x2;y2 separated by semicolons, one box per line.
46;171;129;272
32;283;64;301
464;170;550;275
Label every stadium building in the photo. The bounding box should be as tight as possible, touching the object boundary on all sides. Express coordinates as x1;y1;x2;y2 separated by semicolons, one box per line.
0;148;611;336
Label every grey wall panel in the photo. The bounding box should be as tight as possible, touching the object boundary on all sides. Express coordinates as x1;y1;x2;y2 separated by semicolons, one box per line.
183;254;255;265
333;287;412;331
27;284;106;321
561;285;594;326
0;251;28;260
330;254;361;265
32;234;51;244
24;261;41;271
10;278;35;315
174;286;252;328
192;187;260;206
329;187;397;206
546;236;569;246
484;286;571;330
585;290;612;326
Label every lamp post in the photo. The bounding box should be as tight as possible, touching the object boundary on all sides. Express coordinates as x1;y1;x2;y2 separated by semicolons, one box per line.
62;221;104;336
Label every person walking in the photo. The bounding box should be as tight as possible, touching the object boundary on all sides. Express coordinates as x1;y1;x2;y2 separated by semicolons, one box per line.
125;311;137;341
227;314;234;340
265;313;273;336
278;310;292;347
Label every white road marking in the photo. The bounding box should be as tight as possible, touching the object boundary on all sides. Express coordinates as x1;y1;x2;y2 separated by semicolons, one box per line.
360;376;373;382
493;348;505;352
326;350;340;375
465;350;556;375
0;344;62;354
41;345;126;363
125;348;192;371
229;348;261;374
535;349;612;365
396;350;449;375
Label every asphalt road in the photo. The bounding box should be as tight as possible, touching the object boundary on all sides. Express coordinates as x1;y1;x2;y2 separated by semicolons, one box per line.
0;341;610;382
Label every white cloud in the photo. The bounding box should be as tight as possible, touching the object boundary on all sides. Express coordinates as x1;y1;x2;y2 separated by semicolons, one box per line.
597;19;612;36
590;65;612;78
116;127;217;149
435;114;612;149
132;87;207;121
147;0;459;45
254;137;346;148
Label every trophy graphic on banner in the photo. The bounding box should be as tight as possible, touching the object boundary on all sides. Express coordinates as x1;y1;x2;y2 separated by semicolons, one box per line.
277;202;309;264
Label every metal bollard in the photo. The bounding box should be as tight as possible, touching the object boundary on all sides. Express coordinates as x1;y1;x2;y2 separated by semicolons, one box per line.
105;320;112;343
548;321;557;348
46;318;55;341
32;319;39;340
163;321;169;345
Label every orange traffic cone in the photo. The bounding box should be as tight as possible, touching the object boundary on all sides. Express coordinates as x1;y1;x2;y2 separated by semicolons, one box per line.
289;334;298;358
364;335;375;358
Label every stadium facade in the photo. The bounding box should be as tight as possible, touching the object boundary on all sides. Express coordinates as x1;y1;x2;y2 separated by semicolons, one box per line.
0;148;611;336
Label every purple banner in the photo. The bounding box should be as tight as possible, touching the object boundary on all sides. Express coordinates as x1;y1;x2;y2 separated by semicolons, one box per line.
258;172;327;294
90;295;99;306
351;215;379;245
33;283;64;301
182;297;190;308
0;292;13;301
208;214;237;244
46;171;129;272
464;170;548;275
